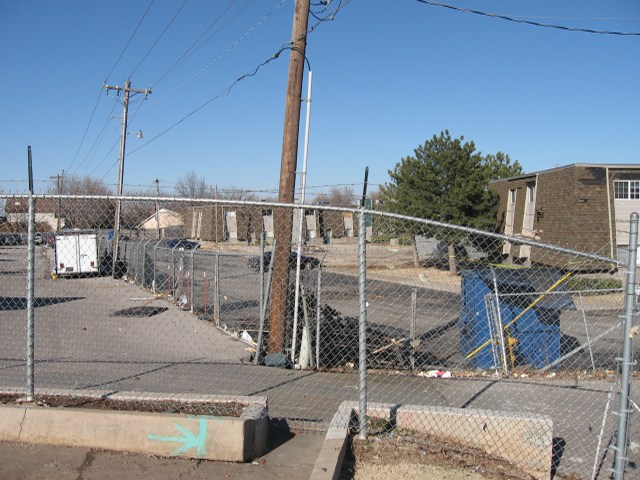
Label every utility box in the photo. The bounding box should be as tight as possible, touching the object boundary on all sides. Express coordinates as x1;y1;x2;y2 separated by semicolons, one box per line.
55;231;99;276
460;268;573;370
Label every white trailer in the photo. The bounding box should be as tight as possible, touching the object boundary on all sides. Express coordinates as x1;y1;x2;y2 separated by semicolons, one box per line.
54;231;99;276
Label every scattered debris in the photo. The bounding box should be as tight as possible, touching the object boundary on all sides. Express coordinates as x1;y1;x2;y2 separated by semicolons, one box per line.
418;369;452;379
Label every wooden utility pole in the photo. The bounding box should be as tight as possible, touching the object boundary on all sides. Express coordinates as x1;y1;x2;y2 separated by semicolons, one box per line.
269;0;311;357
102;80;151;278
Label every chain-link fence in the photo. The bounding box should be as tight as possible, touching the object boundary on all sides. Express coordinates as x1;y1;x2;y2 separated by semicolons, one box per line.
0;194;637;479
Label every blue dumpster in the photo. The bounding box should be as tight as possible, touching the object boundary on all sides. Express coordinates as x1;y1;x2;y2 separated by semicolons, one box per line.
460;268;573;369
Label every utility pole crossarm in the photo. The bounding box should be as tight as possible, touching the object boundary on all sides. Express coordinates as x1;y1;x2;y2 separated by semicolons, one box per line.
102;83;152;97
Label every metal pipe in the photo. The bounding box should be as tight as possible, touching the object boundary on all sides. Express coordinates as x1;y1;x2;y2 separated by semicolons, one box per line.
316;265;322;369
26;193;36;401
358;209;368;440
255;234;266;365
190;250;195;314
255;240;275;365
592;381;617;480
214;252;220;326
491;266;509;374
203;271;208;318
152;243;157;293
577;291;596;372
613;212;638;480
410;288;416;371
291;71;313;365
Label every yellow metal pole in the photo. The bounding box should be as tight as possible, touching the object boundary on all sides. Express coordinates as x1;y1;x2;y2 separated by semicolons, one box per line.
466;272;573;361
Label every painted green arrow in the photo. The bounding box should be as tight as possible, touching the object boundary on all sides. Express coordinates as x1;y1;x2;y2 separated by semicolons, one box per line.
148;418;207;457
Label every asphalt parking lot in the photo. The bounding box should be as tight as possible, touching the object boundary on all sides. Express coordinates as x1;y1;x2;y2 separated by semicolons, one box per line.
1;244;638;478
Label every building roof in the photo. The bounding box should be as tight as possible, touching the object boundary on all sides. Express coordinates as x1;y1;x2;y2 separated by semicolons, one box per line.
138;209;184;229
489;163;640;185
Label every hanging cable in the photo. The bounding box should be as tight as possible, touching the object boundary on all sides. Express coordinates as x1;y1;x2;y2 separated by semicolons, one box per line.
129;0;190;78
415;0;640;36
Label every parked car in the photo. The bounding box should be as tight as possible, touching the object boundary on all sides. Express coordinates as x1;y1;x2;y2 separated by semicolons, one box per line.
247;251;321;271
161;239;200;251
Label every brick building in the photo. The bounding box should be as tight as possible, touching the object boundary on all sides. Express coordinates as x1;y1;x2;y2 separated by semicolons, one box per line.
489;164;640;268
183;204;357;244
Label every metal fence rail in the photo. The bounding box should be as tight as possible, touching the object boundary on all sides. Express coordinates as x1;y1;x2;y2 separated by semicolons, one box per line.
0;193;637;479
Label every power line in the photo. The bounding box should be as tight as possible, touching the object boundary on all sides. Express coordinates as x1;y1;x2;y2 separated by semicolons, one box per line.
129;0;190;78
143;0;287;110
129;0;353;155
151;0;245;87
68;1;154;176
66;88;104;173
95;95;150;182
70;95;121;177
105;0;155;82
415;0;640;36
128;48;288;156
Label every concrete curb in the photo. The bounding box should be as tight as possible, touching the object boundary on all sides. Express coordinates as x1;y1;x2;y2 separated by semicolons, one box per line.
309;402;354;480
0;390;268;462
309;401;553;480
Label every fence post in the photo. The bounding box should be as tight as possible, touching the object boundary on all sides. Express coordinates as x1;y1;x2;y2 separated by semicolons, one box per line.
613;212;638;480
316;265;322;370
190;250;195;314
171;249;175;296
214;252;220;326
358;208;368;440
152;242;157;293
26;194;36;401
203;271;207;318
255;234;266;365
410;288;417;371
141;242;146;286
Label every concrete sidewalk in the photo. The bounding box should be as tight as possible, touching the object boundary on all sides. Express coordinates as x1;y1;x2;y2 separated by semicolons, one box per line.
0;423;324;480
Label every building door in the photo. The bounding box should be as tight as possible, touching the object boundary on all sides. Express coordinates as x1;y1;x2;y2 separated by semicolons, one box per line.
503;188;517;255
519;183;536;259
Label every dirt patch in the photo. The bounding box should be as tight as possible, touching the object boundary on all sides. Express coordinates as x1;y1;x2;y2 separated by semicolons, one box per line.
340;429;580;480
0;394;245;417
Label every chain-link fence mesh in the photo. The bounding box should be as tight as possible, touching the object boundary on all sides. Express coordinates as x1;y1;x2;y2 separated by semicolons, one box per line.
0;194;637;479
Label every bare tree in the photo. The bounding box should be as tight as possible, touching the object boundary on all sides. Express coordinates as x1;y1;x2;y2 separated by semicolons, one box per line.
313;186;355;206
45;175;114;229
58;175;111;195
175;171;208;199
217;185;259;202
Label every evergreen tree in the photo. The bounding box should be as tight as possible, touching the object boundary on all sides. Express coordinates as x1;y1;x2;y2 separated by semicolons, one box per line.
380;130;522;272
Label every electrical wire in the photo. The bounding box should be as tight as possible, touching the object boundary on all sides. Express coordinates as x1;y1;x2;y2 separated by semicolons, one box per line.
67;1;154;178
129;0;190;79
131;0;353;154
66;88;104;173
70;96;121;177
415;0;640;36
93;95;150;182
151;0;245;87
128;48;287;156
143;0;288;111
105;0;155;82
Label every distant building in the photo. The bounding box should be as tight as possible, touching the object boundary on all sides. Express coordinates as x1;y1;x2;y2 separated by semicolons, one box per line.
183;204;357;244
137;208;184;239
489;164;640;268
5;198;63;230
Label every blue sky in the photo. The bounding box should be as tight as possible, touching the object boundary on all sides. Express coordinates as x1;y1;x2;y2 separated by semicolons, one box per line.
1;0;638;197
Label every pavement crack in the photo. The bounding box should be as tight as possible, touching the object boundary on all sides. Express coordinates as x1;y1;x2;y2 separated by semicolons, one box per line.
75;450;96;480
17;408;27;440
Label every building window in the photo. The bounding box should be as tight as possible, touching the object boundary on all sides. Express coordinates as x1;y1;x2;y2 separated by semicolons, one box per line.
614;180;640;200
